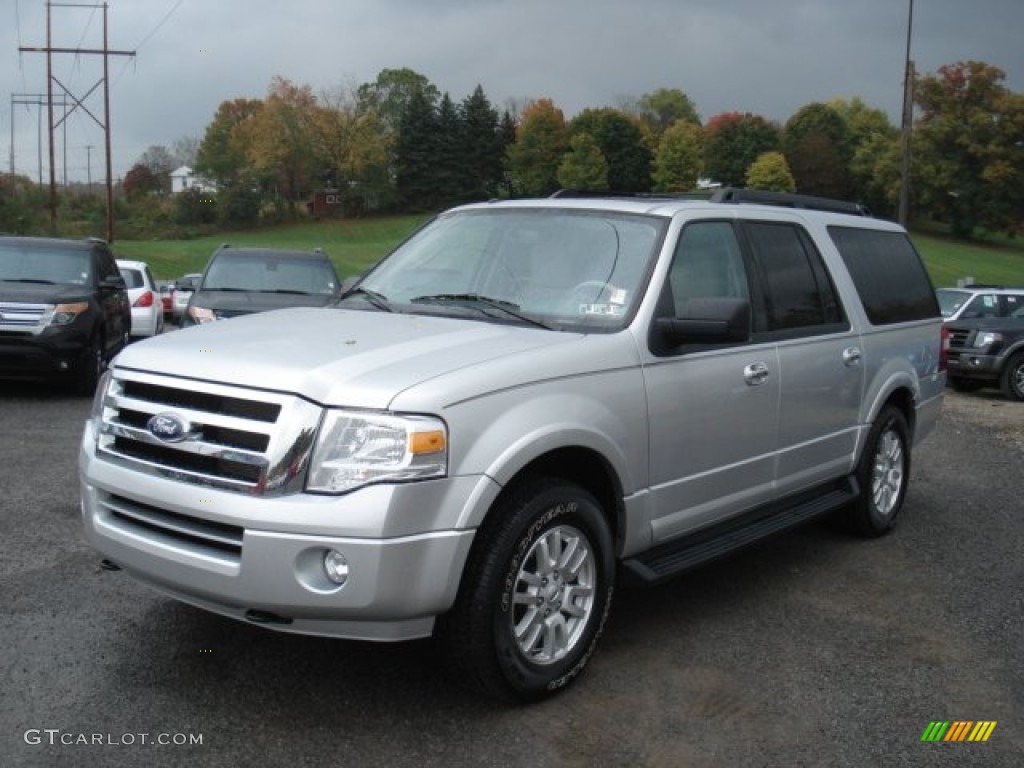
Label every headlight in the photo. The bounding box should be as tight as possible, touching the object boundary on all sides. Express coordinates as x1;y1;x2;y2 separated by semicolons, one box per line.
188;306;217;323
306;411;447;494
88;369;114;440
43;301;89;326
973;331;1001;348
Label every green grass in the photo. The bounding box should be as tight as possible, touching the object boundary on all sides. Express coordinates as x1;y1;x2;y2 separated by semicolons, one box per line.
114;214;431;280
114;213;1024;288
911;232;1024;287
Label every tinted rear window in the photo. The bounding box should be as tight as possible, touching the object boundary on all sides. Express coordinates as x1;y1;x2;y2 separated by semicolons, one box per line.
827;226;939;325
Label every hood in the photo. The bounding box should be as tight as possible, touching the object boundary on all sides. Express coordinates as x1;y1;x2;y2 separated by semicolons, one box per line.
192;289;338;317
0;281;94;304
114;307;578;408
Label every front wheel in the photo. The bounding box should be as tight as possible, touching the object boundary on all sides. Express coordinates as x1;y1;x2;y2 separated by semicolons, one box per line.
435;476;615;702
844;405;910;537
1000;352;1024;401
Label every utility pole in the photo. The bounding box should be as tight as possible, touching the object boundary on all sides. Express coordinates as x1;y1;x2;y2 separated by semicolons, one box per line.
19;2;135;241
11;93;70;186
898;0;915;227
86;144;93;193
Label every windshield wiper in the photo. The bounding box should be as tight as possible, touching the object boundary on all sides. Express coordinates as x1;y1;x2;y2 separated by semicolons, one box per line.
411;293;554;330
3;278;57;284
339;286;394;312
259;288;311;295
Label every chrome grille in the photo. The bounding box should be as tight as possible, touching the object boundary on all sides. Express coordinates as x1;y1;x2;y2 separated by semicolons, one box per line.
948;328;972;348
97;369;322;495
0;302;48;328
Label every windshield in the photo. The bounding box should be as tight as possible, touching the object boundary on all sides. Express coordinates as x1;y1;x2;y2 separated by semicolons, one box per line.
0;245;92;285
936;288;979;318
354;208;665;331
203;254;338;295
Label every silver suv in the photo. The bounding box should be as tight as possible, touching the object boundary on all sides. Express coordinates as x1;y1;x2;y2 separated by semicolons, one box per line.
79;190;945;701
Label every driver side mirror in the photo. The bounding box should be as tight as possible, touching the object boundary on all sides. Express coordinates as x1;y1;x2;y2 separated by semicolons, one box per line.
655;297;751;347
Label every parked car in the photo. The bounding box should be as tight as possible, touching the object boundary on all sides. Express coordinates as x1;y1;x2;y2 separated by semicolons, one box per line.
181;245;341;327
157;281;174;321
81;189;945;701
116;259;164;339
945;307;1024;399
936;285;1024;323
0;235;130;393
171;273;201;323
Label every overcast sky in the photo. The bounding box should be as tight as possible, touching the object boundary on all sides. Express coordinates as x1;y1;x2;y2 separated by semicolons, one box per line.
4;0;1022;183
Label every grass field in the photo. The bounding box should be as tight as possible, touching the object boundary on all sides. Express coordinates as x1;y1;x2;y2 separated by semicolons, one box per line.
115;214;1024;288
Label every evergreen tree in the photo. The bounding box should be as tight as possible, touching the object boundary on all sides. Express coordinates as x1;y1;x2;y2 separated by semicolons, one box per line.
460;85;504;202
395;89;440;211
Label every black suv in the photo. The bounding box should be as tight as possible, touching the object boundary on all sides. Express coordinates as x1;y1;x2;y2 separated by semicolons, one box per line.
0;235;130;393
181;245;342;328
945;309;1024;400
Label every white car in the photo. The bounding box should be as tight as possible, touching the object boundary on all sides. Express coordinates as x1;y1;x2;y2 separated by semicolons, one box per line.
116;259;164;339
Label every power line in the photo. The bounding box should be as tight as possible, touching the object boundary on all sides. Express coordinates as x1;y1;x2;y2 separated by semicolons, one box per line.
112;0;184;87
133;0;184;51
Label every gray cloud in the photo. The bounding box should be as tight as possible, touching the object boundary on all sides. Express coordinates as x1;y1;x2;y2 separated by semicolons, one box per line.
4;0;1021;181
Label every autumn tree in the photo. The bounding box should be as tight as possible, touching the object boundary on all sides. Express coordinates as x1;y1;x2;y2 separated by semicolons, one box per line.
702;112;781;187
357;68;440;138
626;88;701;138
195;98;264;188
783;103;851;198
653;119;703;192
829;98;900;216
746;152;796;192
570;108;652;193
506;99;570;197
122;163;162;199
557;133;608;191
914;60;1024;237
241;77;321;204
312;83;390;211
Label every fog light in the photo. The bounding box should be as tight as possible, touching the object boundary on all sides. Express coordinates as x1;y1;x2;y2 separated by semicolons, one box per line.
323;549;349;586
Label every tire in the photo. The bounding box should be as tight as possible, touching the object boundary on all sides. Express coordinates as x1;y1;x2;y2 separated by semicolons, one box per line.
76;333;104;396
948;376;984;393
434;475;615;702
845;405;910;537
1000;352;1024;401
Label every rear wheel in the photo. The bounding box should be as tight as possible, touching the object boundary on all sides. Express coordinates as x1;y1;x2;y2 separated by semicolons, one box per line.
845;405;910;537
435;476;615;702
1000;352;1024;401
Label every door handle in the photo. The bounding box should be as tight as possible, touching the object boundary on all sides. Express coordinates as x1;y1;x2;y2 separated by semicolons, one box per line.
743;361;770;386
843;347;862;367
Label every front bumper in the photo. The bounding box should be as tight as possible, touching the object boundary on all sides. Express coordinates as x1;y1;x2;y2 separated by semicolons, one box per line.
946;350;1001;380
80;424;490;641
0;327;90;381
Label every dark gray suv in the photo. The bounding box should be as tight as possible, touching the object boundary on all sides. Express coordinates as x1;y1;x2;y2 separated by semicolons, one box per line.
0;236;129;393
181;245;342;328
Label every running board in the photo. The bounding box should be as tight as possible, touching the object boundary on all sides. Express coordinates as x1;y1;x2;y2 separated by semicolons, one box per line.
621;477;859;586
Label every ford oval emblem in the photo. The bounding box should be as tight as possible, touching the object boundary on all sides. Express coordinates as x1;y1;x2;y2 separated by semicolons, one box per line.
146;412;194;443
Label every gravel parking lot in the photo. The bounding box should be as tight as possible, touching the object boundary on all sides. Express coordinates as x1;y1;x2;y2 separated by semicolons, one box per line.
1;385;1021;767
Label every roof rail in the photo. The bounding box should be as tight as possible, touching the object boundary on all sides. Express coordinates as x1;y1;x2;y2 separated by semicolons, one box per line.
710;187;871;217
549;189;713;201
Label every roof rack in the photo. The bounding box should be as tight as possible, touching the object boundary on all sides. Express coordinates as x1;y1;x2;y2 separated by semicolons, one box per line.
549;189;712;201
710;187;870;217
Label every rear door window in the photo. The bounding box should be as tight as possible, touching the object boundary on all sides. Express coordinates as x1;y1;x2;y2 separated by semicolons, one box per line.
828;226;939;324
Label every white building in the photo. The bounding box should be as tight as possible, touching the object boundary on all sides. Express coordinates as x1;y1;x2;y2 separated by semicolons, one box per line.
170;166;216;194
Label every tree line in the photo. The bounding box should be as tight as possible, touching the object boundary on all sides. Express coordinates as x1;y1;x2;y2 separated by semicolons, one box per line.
2;60;1021;239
